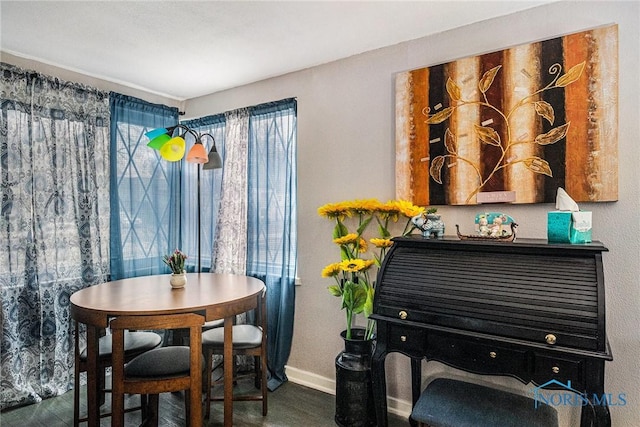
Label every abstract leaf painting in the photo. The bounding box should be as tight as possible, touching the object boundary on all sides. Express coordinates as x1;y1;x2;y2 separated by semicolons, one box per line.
396;25;618;205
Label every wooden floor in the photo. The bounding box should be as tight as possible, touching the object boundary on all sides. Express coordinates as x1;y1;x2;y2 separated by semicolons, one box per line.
1;378;409;426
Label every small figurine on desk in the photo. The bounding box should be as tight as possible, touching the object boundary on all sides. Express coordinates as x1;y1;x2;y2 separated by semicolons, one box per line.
477;215;490;236
411;208;445;239
489;215;506;237
456;212;518;242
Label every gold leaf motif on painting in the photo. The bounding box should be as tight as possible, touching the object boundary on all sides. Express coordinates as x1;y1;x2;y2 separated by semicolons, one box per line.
426;107;453;124
444;128;457;154
478;65;502;93
534;101;555;125
446;78;462;101
474;124;501;146
430;156;445;184
524;157;553;177
535;123;570;145
555;61;586;87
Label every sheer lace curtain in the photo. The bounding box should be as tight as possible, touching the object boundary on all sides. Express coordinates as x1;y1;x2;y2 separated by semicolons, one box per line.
212;108;249;274
0;63;110;409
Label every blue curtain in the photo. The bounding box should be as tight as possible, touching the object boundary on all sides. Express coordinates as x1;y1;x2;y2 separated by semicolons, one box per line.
246;98;297;390
0;63;110;409
108;93;180;279
178;115;226;271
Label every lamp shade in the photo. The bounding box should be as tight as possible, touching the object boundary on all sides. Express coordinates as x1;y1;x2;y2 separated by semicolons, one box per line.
145;127;169;140
202;145;223;170
160;136;186;161
186;142;208;164
147;133;171;150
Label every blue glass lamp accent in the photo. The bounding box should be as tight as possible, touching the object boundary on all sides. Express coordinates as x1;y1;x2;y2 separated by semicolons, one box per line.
145;127;169;140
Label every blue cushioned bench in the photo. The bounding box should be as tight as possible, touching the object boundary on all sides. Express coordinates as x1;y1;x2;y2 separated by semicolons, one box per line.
410;378;558;427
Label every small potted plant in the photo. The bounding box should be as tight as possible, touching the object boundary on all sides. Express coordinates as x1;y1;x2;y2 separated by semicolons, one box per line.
163;249;187;288
426;207;439;217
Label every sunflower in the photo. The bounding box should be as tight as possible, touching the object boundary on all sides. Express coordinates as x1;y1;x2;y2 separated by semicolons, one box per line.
317;202;352;220
333;233;359;246
339;258;376;273
358;238;368;253
370;238;393;248
361;259;376;271
393;199;425;218
321;262;343;278
347;199;381;216
376;201;403;221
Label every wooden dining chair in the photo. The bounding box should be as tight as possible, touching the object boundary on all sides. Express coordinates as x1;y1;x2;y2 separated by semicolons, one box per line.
110;312;205;427
73;321;162;426
201;290;268;419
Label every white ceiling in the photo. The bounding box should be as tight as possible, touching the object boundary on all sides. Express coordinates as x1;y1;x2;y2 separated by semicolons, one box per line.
1;1;553;101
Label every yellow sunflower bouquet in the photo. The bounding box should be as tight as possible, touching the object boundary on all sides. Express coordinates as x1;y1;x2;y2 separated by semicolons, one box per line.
318;199;424;340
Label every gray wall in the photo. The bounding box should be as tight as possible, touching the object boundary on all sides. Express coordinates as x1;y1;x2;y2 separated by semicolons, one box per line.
4;1;638;425
186;2;640;425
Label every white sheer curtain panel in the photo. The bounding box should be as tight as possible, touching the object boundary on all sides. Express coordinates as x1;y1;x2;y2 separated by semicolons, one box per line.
212;108;249;274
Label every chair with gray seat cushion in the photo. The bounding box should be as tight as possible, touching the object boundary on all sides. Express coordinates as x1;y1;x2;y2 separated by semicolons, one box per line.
73;322;162;426
201;290;267;419
410;378;558;427
165;318;223;347
110;312;205;427
202;318;224;331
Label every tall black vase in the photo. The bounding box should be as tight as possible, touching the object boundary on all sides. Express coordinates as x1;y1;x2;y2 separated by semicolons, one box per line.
334;328;377;427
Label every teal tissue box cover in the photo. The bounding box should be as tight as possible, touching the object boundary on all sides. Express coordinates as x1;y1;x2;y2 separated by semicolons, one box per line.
547;211;592;244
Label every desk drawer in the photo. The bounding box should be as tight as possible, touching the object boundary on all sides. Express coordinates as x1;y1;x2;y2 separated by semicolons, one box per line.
427;334;529;377
533;354;584;388
387;325;425;357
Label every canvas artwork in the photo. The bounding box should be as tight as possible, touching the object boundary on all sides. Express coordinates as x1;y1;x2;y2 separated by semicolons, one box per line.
396;25;618;206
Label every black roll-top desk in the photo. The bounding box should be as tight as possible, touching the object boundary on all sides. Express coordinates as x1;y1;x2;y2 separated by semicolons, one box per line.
371;236;612;426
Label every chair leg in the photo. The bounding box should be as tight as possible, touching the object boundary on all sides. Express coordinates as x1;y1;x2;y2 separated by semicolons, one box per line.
144;394;159;427
254;355;261;389
140;394;148;422
184;390;191;427
205;348;213;420
260;353;268;416
73;322;82;427
73;361;81;426
74;365;108;425
98;366;107;406
233;355;238;386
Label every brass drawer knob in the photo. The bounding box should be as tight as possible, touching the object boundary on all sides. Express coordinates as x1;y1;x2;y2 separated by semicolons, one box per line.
399;310;408;320
552;366;560;374
400;335;407;342
489;351;497;359
545;334;557;345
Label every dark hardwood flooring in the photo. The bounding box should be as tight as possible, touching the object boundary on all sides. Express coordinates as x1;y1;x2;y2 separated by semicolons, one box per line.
1;377;409;426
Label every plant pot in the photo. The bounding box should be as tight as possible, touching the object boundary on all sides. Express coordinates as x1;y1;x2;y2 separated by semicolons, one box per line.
170;272;187;289
335;328;376;427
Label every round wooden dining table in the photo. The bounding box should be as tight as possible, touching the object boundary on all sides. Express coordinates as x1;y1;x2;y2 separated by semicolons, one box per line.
70;272;265;427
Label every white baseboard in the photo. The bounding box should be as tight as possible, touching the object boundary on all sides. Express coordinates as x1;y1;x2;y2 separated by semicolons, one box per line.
285;365;412;419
